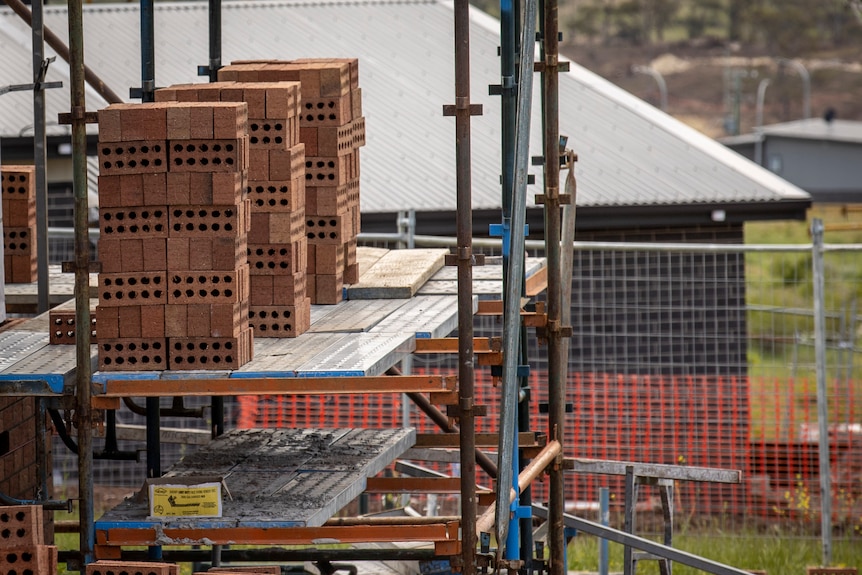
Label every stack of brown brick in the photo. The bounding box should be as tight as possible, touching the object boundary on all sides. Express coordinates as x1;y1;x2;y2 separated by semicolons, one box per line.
218;59;365;304
156;81;311;337
86;560;179;575
0;505;57;575
1;165;37;284
95;101;253;370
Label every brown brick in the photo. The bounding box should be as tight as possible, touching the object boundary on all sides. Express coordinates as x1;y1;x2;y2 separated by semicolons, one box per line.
0;505;44;546
168;328;253;370
168;200;249;237
142;172;168;205
304;155;352;187
3;226;35;255
98;140;168;175
310;243;343;275
97;237;130;273
49;311;81;345
300;94;352;127
343;262;360;284
268;210;306;245
100;206;169;239
248;241;307;275
167;266;248;305
248;148;269;180
210;301;247;338
246;178;304;213
98;175;122;207
305;213;352;244
166;104;192;139
313;272;343;305
248;299;310;338
189;105;214;139
6;254;37;284
87;560;175;575
305;180;359;216
0;544;53;574
121;104;168;141
141;305;166;338
268;144;305;181
265;82;301;120
3;197;36;227
98;272;168;307
117;305;143;338
168;138;247;173
143;237;168;271
188;237;214;271
213;102;249;139
350;87;363;119
95;306;120;339
166;237;191;270
165;304;188;337
121;239;145;272
97;106;123;142
186;303;212;337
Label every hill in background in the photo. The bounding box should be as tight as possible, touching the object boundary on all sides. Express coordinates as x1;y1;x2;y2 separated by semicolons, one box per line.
475;0;862;138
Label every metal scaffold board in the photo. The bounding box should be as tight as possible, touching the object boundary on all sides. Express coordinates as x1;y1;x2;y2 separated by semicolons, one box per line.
0;331;93;393
232;332;349;377
369;295;475;339
307;298;409;333
295;332;415;377
95;427;416;531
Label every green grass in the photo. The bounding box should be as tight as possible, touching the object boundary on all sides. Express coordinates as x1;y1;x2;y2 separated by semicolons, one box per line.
568;530;862;574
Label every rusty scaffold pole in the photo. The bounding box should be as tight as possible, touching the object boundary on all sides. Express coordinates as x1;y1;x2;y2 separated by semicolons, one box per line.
446;0;479;571
66;0;95;565
539;0;567;571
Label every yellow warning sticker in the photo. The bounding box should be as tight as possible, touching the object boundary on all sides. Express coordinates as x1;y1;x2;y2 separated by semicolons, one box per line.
148;481;223;518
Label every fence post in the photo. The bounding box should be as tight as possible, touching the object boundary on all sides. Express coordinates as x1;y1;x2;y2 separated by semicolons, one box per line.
811;218;832;566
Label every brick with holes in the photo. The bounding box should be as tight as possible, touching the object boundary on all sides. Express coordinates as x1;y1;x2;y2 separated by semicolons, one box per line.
168;138;247;173
168;200;250;238
3;227;34;256
98;140;168;175
248;299;311;338
0;544;55;575
99;206;169;239
247;241;307;275
0;505;44;546
305;179;358;216
168;328;253;370
49;311;98;345
86;560;176;575
167;265;249;305
246;177;304;212
98;271;168;307
305;214;352;245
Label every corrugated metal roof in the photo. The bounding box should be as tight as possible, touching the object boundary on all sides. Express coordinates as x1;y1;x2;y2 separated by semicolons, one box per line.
761;118;862;143
0;0;809;213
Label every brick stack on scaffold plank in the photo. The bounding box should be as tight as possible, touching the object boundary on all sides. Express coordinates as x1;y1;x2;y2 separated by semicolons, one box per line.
1;165;37;284
0;505;58;575
156;81;310;337
218;58;365;304
95;101;253;370
87;560;179;575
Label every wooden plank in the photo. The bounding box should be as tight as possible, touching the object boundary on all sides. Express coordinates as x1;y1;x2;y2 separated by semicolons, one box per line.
354;247;389;282
347;249;447;299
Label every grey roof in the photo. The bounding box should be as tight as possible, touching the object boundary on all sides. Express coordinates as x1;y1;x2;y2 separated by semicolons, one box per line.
0;0;809;214
727;118;862;145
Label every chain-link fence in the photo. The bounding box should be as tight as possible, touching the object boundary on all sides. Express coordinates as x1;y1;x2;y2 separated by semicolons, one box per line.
58;230;862;538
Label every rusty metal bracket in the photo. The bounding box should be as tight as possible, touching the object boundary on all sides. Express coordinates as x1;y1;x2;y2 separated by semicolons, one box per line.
57;110;98;125
442;102;483;116
534;193;572;205
446;403;487;419
61;261;102;273
444;250;485;267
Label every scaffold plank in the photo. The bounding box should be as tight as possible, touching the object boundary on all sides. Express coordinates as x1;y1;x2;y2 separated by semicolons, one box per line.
346;249;447;299
95;427;416;536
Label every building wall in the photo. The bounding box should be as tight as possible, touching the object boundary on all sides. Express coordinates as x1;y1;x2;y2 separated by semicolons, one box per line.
567;224;747;377
0;397;49;501
764;138;862;201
